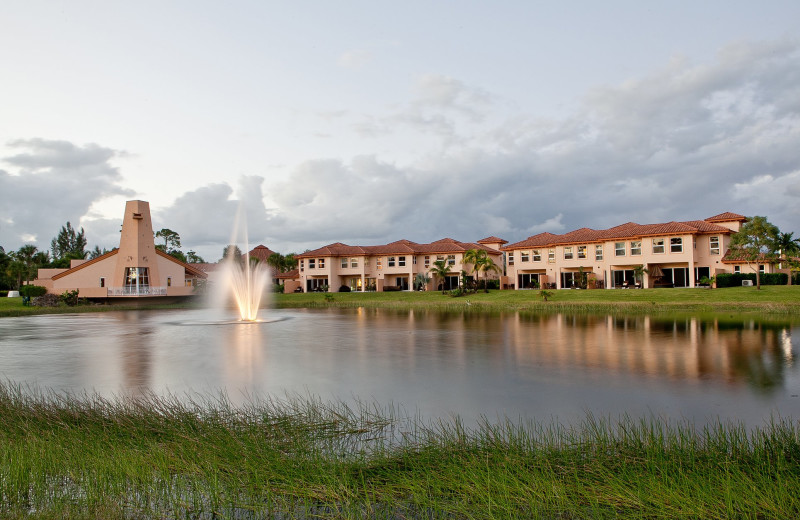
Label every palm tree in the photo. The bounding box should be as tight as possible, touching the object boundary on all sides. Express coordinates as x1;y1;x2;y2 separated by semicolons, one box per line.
475;256;501;292
429;259;452;294
775;231;800;285
464;248;501;293
15;245;40;285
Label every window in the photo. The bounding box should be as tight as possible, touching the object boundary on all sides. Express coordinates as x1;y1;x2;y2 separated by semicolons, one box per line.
341;258;348;268
759;264;765;273
577;245;587;259
300;260;304;272
615;242;626;256
507;252;514;265
595;245;603;261
351;258;358;268
398;256;406;267
413;256;417;265
521;251;530;262
388;256;395;267
424;256;431;268
377;258;382;269
167;277;172;287
533;249;541;262
734;265;741;274
710;236;720;255
652;238;665;254
124;267;150;290
548;249;555;263
564;246;573;260
447;254;456;266
630;241;642;256
670;237;683;253
318;258;325;268
99;277;105;288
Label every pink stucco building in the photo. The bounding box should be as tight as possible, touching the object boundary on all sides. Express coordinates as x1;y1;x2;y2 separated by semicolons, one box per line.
35;200;206;298
294;237;506;292
502;212;764;289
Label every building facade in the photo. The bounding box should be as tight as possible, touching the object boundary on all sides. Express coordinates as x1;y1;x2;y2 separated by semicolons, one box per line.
502;212;762;289
35;200;206;297
295;237;506;292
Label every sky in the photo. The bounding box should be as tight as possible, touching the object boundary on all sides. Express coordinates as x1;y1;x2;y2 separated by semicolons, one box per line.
2;1;800;260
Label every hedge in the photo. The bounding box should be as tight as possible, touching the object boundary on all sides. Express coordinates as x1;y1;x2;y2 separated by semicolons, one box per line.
716;272;788;288
19;285;48;297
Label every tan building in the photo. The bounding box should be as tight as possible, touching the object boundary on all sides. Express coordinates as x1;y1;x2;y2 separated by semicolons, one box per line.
35;200;206;298
295;237;506;292
502;212;765;289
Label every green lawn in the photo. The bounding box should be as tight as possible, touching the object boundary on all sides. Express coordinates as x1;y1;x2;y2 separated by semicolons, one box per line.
275;285;800;316
0;296;200;318
2;285;799;318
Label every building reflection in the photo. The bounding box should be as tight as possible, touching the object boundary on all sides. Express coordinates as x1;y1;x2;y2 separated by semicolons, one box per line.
504;313;796;391
116;313;154;396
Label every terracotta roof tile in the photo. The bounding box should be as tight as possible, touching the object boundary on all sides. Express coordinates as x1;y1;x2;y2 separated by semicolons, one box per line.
275;268;299;279
706;212;746;222
247;245;276;262
477;236;508;245
296;238;501;258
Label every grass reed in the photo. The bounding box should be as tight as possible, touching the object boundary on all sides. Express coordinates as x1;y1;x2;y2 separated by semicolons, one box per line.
1;383;798;518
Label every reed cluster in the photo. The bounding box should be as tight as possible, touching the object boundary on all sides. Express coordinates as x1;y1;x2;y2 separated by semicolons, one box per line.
1;384;798;519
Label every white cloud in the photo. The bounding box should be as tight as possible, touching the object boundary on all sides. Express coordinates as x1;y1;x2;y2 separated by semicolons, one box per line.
0;139;132;252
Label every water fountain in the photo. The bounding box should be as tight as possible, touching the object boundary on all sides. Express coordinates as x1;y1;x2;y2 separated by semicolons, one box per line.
220;206;272;322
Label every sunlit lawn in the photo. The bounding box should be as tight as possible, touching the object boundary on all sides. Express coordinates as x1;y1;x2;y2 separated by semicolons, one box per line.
275;285;800;315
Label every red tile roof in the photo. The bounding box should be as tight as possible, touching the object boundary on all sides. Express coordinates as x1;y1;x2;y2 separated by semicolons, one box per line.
478;236;508;245
275;268;299;280
247;245;276;262
296;238;502;258
503;215;736;250
705;212;746;222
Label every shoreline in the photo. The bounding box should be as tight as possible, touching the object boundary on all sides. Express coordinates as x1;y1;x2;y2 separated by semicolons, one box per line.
2;285;800;318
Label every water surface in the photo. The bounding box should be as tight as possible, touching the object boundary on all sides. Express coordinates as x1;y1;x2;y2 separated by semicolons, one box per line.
1;308;797;426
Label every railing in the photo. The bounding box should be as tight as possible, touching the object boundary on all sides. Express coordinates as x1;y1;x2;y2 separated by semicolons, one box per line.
107;286;168;296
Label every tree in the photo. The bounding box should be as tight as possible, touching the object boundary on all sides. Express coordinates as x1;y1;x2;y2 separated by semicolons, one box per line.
155;229;182;253
267;252;298;273
222;245;243;263
0;246;13;290
775;231;800;286
464;249;501;293
186;250;206;263
89;246;111;259
50;222;87;260
728;216;780;290
429;259;452;294
14;244;44;286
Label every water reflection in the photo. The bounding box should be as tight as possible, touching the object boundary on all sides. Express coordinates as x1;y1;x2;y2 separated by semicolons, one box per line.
0;309;797;426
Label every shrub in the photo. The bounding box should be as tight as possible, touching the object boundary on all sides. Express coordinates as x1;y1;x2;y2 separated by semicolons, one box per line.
382;286;401;292
338;285;351;292
716;272;788;287
0;291;8;297
449;287;464;297
272;283;284;293
60;289;80;307
19;285;47;298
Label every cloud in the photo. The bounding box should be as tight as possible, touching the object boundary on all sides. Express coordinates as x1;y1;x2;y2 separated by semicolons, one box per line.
0;139;132;252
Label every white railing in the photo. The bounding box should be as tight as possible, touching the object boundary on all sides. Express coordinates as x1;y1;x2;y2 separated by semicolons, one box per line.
108;286;168;296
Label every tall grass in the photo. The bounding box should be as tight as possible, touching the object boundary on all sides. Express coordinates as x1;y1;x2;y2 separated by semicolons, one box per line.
1;383;798;518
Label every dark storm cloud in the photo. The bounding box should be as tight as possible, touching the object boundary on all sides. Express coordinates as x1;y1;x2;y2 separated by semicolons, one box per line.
0;139;132;251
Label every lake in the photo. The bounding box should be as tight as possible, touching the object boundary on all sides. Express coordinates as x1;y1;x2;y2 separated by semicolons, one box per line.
1;308;797;426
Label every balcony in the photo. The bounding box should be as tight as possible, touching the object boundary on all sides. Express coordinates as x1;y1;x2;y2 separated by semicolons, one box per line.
108;286;168;297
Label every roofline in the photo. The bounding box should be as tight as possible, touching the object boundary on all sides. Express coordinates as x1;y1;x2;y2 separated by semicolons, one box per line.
155;249;208;278
51;249;119;280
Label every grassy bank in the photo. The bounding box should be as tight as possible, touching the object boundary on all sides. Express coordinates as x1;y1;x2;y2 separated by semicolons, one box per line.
3;285;799;318
1;384;797;519
0;297;201;318
275;285;800;316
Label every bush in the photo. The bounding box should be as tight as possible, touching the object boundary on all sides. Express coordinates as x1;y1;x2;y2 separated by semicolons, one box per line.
60;289;80;307
19;285;47;298
793;272;800;285
0;291;8;297
382;286;401;292
716;272;788;288
272;283;284;293
449;287;465;297
338;285;351;292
